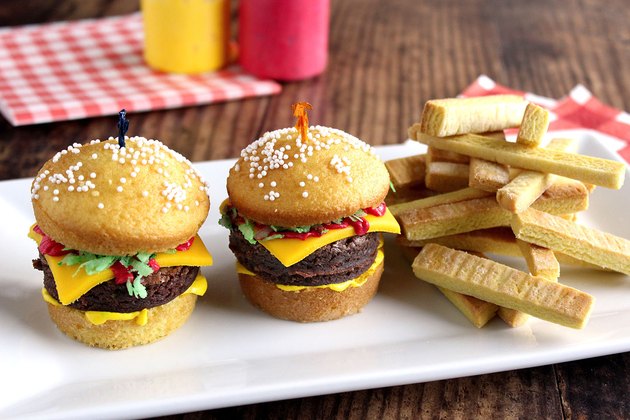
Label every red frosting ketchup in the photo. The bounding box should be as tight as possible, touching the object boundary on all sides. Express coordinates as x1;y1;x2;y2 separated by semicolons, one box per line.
365;202;387;217
111;262;134;285
347;217;370;236
112;258;160;285
176;237;195;251
33;225;70;257
275;203;387;240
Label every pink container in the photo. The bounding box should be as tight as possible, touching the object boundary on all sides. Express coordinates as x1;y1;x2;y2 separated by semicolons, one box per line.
239;0;330;81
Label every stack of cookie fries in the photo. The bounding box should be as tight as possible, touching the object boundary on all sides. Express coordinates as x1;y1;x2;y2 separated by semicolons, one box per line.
386;95;629;329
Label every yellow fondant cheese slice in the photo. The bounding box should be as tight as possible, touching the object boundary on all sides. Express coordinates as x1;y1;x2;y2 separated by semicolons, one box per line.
29;225;212;305
237;239;384;292
41;274;208;325
259;208;399;267
154;239;213;267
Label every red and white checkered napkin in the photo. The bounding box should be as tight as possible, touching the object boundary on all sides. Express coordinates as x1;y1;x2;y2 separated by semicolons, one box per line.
0;14;282;126
461;75;630;163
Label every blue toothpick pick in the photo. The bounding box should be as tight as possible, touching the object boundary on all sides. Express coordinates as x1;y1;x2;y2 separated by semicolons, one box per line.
117;109;129;148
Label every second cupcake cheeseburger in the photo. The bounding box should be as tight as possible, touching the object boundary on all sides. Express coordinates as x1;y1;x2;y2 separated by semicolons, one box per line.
221;103;400;322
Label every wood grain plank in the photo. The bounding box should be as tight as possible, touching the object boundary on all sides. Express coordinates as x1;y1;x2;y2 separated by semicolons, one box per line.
556;353;630;419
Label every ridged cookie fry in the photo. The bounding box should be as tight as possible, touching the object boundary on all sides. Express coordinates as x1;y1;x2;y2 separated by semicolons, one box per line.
413;131;626;189
412;244;595;329
389;187;491;216
499;240;560;327
396;227;604;270
497;138;577;213
398;179;588;241
398;246;498;328
511;208;630;275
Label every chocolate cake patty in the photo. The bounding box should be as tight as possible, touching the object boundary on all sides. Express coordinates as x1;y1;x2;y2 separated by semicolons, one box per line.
34;254;199;313
229;230;380;286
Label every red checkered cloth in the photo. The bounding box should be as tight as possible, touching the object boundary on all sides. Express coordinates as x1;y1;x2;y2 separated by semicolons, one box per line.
0;14;282;126
461;75;630;163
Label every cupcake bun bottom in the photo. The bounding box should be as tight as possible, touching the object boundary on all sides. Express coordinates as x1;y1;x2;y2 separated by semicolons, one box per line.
47;294;197;350
238;261;383;323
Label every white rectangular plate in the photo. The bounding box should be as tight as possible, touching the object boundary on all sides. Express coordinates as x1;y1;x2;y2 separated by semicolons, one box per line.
1;129;629;419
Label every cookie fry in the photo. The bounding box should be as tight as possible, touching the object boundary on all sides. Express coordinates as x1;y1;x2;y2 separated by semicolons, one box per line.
511;208;630;275
496;138;577;213
428;146;469;164
389;187;491;216
385;154;426;190
412;130;625;189
425;161;470;192
469;158;510;192
499;240;560;327
516;103;550;147
516;239;560;280
419;95;527;137
396;228;603;270
398;180;589;241
412;244;594;329
398;246;497;328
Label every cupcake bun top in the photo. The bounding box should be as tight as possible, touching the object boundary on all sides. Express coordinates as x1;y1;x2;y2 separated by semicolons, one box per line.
31;137;210;255
226;126;390;227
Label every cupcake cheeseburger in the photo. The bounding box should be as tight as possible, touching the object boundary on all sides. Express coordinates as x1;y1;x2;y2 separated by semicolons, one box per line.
29;112;213;349
220;103;400;322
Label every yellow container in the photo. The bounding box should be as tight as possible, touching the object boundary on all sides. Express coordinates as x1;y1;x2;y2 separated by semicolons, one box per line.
141;0;230;74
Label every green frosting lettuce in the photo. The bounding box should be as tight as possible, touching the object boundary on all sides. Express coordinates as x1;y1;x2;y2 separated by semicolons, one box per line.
218;211;233;230
272;225;311;233
264;234;284;241
127;276;148;299
60;252;116;276
59;250;158;299
237;220;256;245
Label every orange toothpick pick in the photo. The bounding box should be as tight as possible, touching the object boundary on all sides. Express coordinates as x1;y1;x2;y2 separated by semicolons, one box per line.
292;102;313;142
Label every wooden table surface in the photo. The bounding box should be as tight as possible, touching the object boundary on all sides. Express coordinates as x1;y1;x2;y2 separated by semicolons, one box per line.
2;0;629;418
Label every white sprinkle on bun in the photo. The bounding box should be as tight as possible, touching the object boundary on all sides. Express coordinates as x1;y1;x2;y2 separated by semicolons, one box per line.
31;136;210;255
227;126;390;227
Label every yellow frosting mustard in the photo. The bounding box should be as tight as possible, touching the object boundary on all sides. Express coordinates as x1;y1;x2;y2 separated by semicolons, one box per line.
41;273;208;326
86;309;149;326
